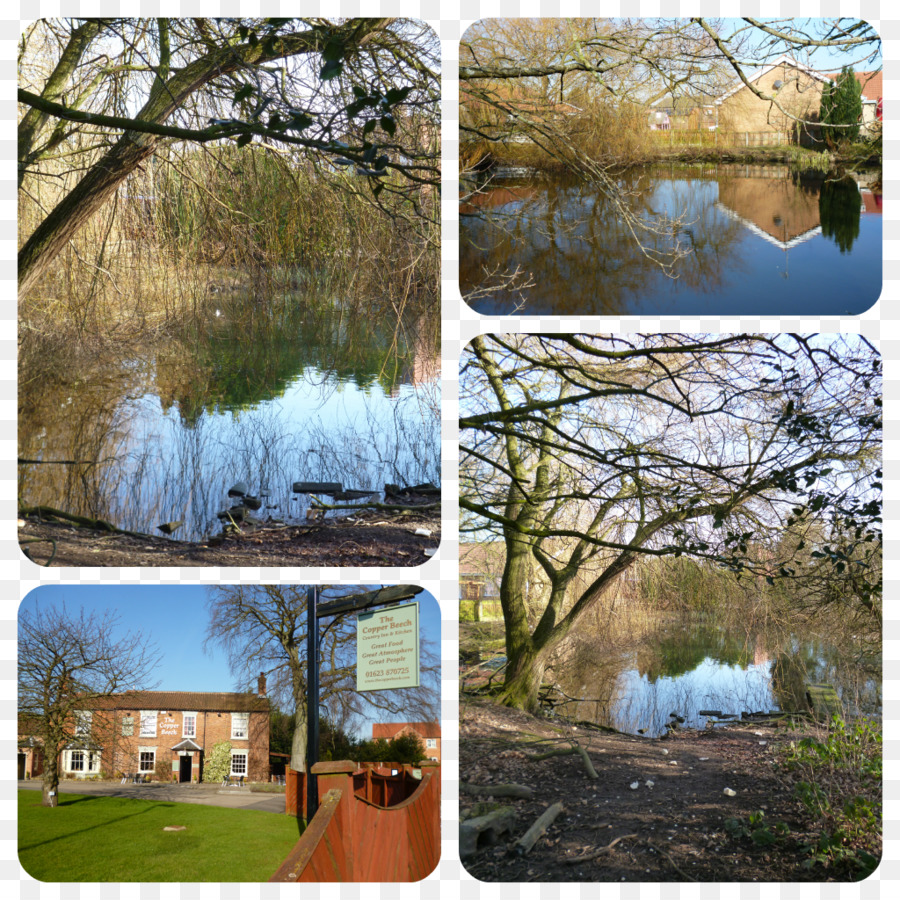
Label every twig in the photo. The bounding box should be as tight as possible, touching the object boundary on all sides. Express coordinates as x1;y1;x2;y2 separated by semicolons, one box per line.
564;833;637;864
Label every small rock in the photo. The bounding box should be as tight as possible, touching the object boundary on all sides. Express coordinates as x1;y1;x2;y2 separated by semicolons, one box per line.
723;788;737;797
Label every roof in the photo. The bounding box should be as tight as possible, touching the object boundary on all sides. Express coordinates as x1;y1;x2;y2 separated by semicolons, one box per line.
826;70;882;103
372;721;441;740
87;691;269;712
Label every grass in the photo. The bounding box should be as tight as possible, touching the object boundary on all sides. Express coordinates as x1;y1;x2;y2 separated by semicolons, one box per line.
18;791;302;882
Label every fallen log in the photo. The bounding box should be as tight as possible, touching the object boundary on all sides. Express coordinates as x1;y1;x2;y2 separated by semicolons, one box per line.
461;782;534;800
526;743;598;779
19;506;147;539
515;801;566;855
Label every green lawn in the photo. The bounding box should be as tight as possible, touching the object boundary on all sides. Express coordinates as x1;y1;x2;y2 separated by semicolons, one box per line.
18;791;302;881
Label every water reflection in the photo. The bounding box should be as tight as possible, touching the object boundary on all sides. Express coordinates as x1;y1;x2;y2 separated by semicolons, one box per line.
19;298;440;543
553;615;881;738
460;164;881;316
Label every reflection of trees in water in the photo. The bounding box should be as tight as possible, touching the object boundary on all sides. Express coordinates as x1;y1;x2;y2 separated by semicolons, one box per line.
18;305;440;540
819;177;862;254
460;169;747;314
157;299;438;425
636;624;753;682
546;607;880;735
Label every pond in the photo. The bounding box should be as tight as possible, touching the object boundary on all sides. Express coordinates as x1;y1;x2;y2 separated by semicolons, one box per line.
552;615;881;738
460;164;882;316
18;296;440;544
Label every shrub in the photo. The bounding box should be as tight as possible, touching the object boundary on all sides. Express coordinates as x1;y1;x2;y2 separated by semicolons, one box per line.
820;68;863;145
202;740;232;783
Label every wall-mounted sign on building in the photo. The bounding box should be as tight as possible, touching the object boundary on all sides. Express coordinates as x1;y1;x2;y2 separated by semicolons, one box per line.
357;602;420;691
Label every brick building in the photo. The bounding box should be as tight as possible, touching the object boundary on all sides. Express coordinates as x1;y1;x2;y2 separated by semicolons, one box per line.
50;676;271;783
17;713;45;780
372;722;442;763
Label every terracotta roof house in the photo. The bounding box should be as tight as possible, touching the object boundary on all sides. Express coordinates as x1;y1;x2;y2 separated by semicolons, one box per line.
372;721;442;762
712;55;831;140
710;56;882;141
57;677;271;783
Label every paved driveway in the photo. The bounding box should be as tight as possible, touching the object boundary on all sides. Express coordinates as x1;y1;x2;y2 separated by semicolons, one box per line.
18;779;287;813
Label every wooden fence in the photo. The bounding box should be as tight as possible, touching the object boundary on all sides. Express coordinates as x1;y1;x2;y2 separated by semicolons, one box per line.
272;760;441;882
651;130;792;148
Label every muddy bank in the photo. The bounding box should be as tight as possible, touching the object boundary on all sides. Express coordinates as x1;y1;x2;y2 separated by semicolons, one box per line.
460;697;875;882
18;506;439;568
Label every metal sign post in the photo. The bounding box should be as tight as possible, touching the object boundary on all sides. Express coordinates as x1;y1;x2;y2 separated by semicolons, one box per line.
304;585;423;822
305;586;320;818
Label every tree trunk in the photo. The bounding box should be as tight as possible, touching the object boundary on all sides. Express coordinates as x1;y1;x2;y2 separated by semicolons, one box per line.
42;754;59;807
498;644;550;712
18;136;159;296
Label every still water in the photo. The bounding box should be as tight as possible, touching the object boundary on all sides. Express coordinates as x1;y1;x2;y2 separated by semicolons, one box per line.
460;164;882;316
18;300;440;542
553;617;880;738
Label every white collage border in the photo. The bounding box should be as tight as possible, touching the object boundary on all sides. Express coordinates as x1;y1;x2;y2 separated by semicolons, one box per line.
3;2;896;897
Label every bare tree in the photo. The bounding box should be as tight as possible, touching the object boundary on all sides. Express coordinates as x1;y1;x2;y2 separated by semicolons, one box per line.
204;584;439;772
18;603;161;806
18;17;440;295
460;334;881;712
459;17;881;295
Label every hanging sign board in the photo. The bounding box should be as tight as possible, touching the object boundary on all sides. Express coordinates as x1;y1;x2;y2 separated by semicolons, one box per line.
357;602;420;691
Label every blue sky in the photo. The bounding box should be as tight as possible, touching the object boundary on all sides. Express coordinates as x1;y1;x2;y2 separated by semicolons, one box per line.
721;17;882;71
19;584;441;732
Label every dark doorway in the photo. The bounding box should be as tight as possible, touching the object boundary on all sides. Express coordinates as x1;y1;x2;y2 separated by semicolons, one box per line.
18;753;26;780
179;754;192;783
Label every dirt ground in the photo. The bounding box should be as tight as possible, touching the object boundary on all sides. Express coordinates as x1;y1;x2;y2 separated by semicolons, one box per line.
18;506;440;568
460;696;853;883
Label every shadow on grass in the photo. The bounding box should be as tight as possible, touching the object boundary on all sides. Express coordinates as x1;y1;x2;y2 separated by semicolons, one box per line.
19;799;175;852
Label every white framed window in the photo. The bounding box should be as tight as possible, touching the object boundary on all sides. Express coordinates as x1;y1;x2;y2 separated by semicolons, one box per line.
425;738;437;749
139;749;156;772
65;749;101;774
230;751;248;777
182;712;197;738
74;710;92;736
140;711;157;737
231;712;249;740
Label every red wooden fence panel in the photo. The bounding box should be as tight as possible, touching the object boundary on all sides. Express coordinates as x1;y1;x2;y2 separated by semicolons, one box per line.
271;760;440;882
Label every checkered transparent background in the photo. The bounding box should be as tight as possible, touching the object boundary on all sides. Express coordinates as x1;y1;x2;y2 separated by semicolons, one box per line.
4;0;896;895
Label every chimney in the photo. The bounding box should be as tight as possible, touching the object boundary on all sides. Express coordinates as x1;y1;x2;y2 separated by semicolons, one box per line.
257;673;267;698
